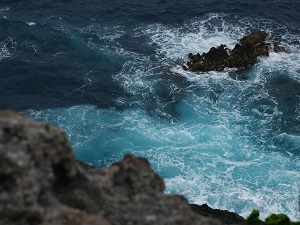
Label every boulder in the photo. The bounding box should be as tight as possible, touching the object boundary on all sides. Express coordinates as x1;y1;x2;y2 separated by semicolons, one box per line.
0;110;221;225
184;31;288;72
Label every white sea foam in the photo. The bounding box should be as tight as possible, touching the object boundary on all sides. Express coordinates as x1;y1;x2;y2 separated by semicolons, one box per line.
144;18;237;62
26;22;36;26
0;6;9;12
0;6;9;19
0;43;11;61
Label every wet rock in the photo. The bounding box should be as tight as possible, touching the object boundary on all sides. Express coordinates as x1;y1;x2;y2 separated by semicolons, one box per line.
190;204;246;225
186;44;230;72
0;110;221;225
184;31;288;72
272;41;291;53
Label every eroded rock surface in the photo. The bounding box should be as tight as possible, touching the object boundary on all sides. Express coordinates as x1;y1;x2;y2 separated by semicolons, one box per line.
190;204;246;225
184;31;289;72
0;110;221;225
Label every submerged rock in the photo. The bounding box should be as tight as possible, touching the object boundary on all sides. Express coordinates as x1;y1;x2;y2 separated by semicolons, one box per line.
184;31;289;72
0;110;222;225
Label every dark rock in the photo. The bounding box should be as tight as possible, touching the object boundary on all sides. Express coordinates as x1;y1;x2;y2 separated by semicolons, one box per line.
0;110;221;225
184;31;288;72
239;30;266;46
190;204;246;225
76;159;96;170
186;44;230;72
272;41;291;53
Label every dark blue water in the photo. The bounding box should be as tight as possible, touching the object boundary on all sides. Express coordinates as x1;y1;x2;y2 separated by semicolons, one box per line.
1;0;300;220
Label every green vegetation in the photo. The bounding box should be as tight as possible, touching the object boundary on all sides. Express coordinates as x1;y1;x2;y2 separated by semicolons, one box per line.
247;210;300;225
265;214;290;225
247;209;263;225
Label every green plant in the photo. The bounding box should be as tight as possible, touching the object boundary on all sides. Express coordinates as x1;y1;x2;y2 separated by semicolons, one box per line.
247;210;300;225
247;209;262;225
265;213;290;225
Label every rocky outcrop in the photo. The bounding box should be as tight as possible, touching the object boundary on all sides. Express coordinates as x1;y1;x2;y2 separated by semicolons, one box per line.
190;204;246;225
0;110;222;225
183;31;289;72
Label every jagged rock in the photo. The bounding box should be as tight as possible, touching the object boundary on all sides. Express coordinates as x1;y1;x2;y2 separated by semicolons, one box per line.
0;110;221;225
190;204;246;225
272;41;291;53
184;31;288;72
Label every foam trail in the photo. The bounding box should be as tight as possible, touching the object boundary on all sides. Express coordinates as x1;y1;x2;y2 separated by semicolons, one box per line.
0;42;11;61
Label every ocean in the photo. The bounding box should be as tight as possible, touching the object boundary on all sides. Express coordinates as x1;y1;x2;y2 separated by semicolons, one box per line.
1;0;300;220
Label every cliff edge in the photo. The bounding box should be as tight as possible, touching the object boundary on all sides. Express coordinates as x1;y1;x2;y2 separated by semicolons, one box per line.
0;110;243;225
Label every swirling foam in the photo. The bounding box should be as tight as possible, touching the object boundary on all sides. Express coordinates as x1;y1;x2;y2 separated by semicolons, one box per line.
0;40;11;61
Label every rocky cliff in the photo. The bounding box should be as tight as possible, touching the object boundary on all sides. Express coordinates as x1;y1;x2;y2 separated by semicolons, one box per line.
0;110;244;225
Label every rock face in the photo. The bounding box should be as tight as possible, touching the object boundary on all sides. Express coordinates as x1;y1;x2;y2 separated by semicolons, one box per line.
190;204;246;225
184;31;288;72
0;110;222;225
